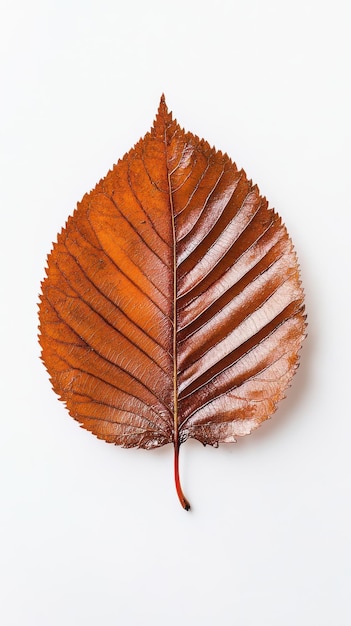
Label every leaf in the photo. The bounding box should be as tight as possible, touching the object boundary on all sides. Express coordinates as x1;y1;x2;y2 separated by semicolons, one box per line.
39;96;306;509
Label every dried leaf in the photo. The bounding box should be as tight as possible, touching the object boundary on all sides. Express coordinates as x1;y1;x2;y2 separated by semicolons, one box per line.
39;96;306;509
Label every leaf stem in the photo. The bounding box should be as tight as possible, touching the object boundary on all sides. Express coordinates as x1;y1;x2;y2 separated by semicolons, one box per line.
174;441;190;511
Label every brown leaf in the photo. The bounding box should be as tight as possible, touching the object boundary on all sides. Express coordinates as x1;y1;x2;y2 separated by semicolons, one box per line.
39;96;306;509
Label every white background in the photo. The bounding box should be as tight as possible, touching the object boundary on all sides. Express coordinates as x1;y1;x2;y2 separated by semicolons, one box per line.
1;1;350;624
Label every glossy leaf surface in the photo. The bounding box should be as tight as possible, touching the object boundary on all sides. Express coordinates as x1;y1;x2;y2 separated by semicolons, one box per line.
39;97;306;509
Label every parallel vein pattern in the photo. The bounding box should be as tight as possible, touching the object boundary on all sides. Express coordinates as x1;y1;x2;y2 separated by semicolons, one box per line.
166;117;305;445
39;96;305;464
39;107;178;449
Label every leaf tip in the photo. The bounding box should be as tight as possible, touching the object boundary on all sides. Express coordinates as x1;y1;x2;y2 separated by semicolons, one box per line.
157;93;170;118
155;93;173;126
